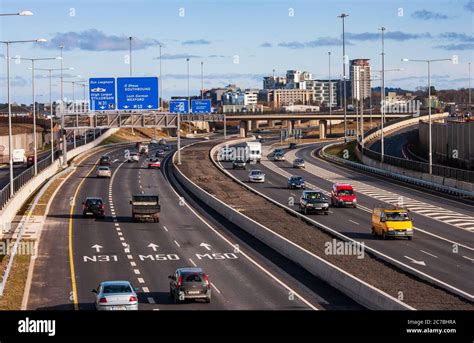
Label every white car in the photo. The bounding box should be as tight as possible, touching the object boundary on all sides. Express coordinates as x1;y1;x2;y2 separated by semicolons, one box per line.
128;152;139;163
96;166;111;178
92;281;138;311
248;170;265;183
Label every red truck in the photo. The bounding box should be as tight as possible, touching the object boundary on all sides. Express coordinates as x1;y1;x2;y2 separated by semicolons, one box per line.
330;183;357;208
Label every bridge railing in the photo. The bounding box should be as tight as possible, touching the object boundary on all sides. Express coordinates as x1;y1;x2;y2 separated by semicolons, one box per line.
0;129;105;211
357;113;474;183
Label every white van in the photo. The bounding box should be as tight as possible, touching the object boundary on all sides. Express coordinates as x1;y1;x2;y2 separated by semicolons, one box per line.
245;142;261;163
12;149;26;164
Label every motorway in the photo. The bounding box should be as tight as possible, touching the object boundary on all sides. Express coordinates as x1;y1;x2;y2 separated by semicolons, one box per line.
27;139;362;310
220;141;474;299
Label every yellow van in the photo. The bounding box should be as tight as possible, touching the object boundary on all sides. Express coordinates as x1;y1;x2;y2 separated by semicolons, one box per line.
371;208;413;240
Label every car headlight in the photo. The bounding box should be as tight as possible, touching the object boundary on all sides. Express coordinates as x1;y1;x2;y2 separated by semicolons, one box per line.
388;228;394;231
353;199;357;203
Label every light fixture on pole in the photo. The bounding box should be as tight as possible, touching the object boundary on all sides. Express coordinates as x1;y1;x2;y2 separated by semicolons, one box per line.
129;36;133;76
201;61;204;100
338;13;349;143
402;57;454;174
328;51;332;136
0;10;33;16
0;38;47;195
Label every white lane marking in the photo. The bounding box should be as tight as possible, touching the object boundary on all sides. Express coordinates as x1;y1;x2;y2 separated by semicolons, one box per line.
420;250;438;259
163;226;168;232
127;255;133;260
143;287;150;293
188;258;197;267
119;237;125;241
174;240;181;248
130;261;136;267
349;220;360;225
147;297;156;304
462;255;474;262
114;223;120;227
137;278;145;284
118;232;123;236
211;282;222;294
122;242;127;247
134;269;140;275
116;227;121;231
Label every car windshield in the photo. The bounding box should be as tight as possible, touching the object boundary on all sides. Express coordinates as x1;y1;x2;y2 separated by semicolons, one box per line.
305;192;324;200
234;160;244;163
103;284;132;294
291;177;303;182
98;167;109;171
295;159;303;163
338;189;354;196
385;212;410;221
251;171;262;175
183;273;203;282
133;196;159;202
101;156;110;160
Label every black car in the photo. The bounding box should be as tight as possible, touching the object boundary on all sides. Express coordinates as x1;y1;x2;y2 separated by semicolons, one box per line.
299;191;329;215
99;155;112;166
82;197;105;218
289;143;297;149
232;159;246;169
155;149;165;158
163;144;171;151
288;175;305;189
259;138;266;143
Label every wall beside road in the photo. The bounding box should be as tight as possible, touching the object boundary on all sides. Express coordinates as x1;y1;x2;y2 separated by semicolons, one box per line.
0;132;45;163
419;119;474;170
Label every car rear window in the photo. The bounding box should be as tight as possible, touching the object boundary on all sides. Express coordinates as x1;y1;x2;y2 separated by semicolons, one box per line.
183;273;203;282
103;285;132;294
98;167;109;170
86;199;103;206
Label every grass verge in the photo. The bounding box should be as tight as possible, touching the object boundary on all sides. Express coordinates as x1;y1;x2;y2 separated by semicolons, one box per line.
324;140;360;162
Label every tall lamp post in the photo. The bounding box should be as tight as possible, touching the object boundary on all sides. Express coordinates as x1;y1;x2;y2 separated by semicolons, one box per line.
402;57;454;174
64;78;86;149
19;56;61;175
1;38;47;194
35;67;74;163
328;51;332;136
338;13;349;142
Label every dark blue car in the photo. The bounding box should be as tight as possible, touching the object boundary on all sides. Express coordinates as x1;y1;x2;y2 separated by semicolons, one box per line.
287;175;305;189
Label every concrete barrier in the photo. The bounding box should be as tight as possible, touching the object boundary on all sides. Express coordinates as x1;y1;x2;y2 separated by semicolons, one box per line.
0;128;119;236
172;139;414;310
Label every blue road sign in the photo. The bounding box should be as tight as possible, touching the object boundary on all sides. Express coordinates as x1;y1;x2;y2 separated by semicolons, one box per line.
117;77;159;110
89;78;116;111
191;99;211;114
169;100;189;114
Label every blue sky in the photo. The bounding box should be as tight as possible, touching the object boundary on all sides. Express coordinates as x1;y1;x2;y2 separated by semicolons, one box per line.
1;0;473;104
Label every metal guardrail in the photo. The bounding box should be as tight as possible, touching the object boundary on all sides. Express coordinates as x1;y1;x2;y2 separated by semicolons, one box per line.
0;129;105;211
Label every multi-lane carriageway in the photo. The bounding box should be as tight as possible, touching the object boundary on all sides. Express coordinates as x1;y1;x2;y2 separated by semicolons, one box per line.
219;141;474;299
26;139;362;310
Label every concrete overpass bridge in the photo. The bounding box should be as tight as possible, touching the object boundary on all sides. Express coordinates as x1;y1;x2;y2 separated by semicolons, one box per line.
224;112;415;138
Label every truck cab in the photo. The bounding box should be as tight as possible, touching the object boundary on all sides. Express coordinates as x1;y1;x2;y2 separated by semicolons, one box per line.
331;183;357;208
371;207;413;240
245;142;261;163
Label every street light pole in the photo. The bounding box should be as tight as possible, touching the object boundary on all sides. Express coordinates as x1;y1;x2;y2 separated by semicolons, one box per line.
380;26;386;163
402;57;453;174
201;61;204;100
469;62;471;111
129;36;133;76
338;13;349;142
329;51;332;136
1;38;47;194
187;57;190;130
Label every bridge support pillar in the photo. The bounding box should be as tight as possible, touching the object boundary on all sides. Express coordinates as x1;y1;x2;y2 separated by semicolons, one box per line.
288;120;294;135
267;120;275;127
251;120;258;131
240;120;248;137
246;120;252;132
294;120;301;126
319;119;327;139
282;120;288;129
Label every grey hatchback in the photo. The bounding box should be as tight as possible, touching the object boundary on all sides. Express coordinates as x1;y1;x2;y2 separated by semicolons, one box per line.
169;268;211;303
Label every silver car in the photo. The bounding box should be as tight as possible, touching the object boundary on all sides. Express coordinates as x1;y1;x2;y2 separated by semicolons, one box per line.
249;169;265;183
96;166;111;178
92;281;139;311
293;158;305;168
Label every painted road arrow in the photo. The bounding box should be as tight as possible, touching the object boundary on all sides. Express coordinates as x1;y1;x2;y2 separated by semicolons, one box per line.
147;243;159;251
200;243;212;251
91;244;103;253
404;256;426;266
